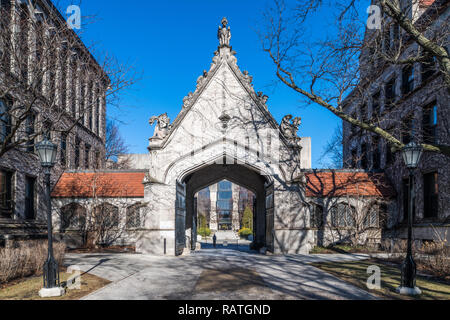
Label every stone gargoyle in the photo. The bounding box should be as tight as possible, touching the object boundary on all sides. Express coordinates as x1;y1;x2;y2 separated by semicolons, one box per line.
280;115;302;142
149;113;172;140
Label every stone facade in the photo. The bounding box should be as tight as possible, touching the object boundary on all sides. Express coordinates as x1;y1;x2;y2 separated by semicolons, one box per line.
0;0;107;245
342;1;450;246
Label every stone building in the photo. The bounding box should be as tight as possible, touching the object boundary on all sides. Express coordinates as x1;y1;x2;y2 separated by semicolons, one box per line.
195;181;255;232
51;171;147;248
0;0;107;245
342;0;449;246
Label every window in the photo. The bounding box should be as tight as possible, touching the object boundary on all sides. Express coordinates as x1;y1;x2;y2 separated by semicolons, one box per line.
310;204;323;228
372;136;380;170
95;150;101;169
217;180;233;230
360;103;368;122
383;24;391;53
75;137;80;168
372;92;380;120
24;176;35;220
0;98;11;142
126;204;142;229
60;50;67;110
85;144;91;169
361;144;368;169
60;133;67;167
392;23;400;49
421;56;436;82
331;203;355;228
351;149;357;168
386;143;394;166
364;206;379;228
96;87;100;135
402;115;414;144
422;103;438;144
95;204;119;228
402;66;414;95
385;78;396;110
25;113;35;152
0;170;13;216
61;203;86;232
423;172;438;218
71;59;77;116
80;83;86;124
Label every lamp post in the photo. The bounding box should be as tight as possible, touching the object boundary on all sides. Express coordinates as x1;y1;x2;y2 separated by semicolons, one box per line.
36;136;64;298
396;141;423;296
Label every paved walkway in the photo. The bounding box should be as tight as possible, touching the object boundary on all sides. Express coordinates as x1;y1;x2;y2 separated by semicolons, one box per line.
64;246;376;300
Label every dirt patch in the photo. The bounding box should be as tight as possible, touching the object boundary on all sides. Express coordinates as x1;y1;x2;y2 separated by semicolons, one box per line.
194;267;268;293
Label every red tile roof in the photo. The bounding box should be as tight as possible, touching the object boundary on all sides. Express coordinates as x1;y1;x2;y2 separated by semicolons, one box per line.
420;0;436;6
304;171;396;198
52;171;146;198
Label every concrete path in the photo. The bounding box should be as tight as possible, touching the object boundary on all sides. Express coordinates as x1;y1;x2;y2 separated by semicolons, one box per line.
64;247;375;300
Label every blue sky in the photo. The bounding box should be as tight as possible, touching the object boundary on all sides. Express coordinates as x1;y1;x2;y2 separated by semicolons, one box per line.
67;0;365;168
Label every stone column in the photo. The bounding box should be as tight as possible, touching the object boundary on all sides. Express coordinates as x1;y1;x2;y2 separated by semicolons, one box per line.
209;184;218;232
232;184;240;231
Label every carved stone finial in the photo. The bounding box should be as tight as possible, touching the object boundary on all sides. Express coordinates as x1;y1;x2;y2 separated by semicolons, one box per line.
218;17;231;47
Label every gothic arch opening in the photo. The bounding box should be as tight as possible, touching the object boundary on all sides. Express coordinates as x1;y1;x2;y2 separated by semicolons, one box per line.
175;163;274;255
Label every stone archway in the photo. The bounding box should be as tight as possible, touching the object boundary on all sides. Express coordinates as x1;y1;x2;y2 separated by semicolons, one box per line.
178;164;271;255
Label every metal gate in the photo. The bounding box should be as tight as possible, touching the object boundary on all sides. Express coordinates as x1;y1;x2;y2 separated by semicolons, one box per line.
265;183;274;252
175;181;186;256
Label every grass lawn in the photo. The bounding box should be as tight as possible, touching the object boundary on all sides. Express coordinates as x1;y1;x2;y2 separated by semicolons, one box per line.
312;259;450;300
0;271;111;300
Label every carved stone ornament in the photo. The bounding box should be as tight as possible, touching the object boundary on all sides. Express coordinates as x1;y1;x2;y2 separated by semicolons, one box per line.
218;17;231;47
149;113;172;140
280;115;302;143
257;92;269;105
182;92;194;109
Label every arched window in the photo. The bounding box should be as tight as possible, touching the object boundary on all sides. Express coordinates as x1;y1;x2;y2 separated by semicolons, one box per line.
126;203;142;229
94;203;119;228
61;203;86;232
330;203;355;228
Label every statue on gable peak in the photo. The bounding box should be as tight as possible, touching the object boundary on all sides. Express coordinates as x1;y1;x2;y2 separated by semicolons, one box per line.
218;17;231;47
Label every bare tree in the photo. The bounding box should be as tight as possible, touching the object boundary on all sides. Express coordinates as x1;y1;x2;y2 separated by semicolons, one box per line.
105;119;130;169
0;0;138;158
261;0;449;156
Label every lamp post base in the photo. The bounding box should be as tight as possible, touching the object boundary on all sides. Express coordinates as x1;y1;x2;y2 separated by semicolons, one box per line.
39;287;65;298
396;286;422;296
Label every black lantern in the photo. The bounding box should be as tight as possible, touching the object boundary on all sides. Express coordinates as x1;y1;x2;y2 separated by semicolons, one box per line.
36;135;63;296
397;141;423;296
35;136;57;168
401;141;423;169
